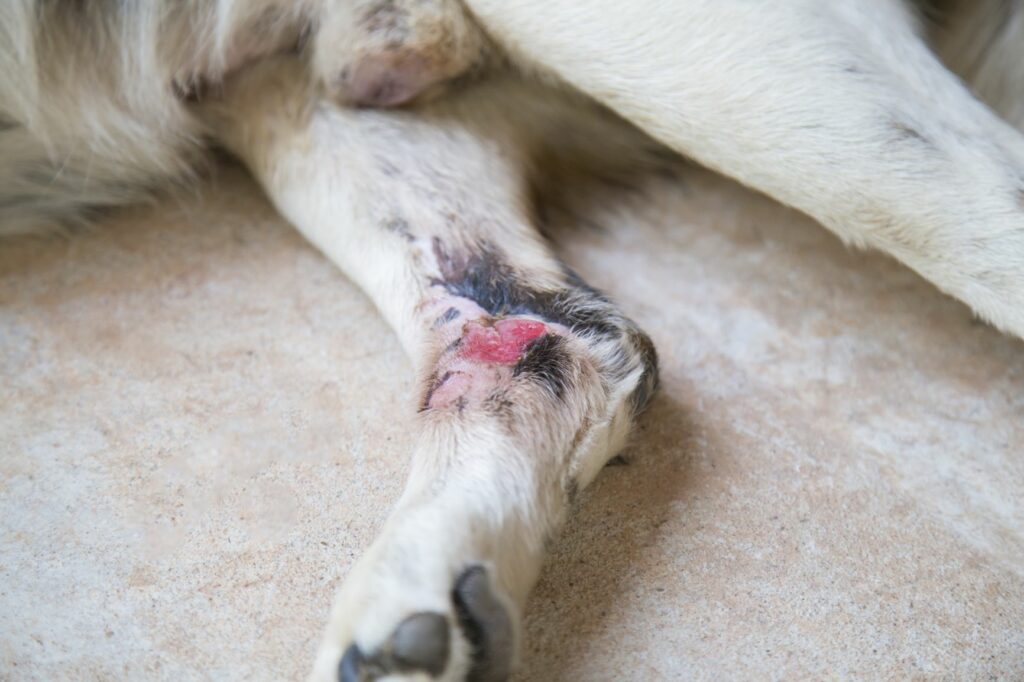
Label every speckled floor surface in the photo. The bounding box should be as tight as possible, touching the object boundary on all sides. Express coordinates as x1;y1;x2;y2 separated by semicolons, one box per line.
2;160;1023;681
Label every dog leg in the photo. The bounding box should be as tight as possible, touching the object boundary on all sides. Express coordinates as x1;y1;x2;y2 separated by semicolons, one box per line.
465;0;1024;339
202;59;658;681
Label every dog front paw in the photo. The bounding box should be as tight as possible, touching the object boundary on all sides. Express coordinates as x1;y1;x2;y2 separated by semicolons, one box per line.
328;565;514;682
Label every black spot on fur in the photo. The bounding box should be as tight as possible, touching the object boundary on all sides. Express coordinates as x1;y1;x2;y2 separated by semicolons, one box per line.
433;306;461;328
891;120;935;149
627;329;660;415
555;268;627;337
432;239;621;337
384;217;414;241
597;326;658;416
420;370;454;411
432;238;533;318
513;334;572;399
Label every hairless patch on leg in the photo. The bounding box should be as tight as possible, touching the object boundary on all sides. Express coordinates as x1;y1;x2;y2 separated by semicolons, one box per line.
421;318;553;411
461;318;547;364
421;238;660;415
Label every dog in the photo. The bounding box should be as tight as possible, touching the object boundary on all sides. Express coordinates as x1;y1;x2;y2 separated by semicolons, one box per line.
3;1;1023;680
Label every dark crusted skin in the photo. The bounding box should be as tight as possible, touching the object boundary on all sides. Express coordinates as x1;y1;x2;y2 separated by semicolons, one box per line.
430;238;658;414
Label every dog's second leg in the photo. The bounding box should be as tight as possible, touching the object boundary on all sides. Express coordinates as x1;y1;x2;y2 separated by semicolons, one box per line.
465;0;1024;339
202;61;657;681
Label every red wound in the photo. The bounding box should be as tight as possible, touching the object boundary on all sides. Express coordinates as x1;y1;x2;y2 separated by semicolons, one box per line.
461;318;547;364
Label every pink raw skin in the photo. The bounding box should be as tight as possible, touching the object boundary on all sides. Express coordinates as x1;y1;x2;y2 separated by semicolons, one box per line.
460;319;547;364
425;317;551;410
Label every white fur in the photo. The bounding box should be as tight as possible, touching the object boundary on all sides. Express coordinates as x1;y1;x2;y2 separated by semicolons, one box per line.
0;0;314;233
4;1;1024;679
203;62;652;679
0;0;483;234
466;0;1024;338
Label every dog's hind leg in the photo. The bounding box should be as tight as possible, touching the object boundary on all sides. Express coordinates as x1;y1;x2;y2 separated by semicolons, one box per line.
202;58;657;681
465;0;1024;340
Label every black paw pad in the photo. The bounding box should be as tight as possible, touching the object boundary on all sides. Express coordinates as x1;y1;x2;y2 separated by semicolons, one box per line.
392;612;450;675
452;566;515;682
338;612;451;681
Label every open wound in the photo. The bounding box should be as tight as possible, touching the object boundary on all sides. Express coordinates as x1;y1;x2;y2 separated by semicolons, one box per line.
461;318;547;363
423;313;556;411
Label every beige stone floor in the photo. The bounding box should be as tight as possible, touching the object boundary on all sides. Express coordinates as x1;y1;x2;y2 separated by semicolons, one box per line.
2;160;1023;681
